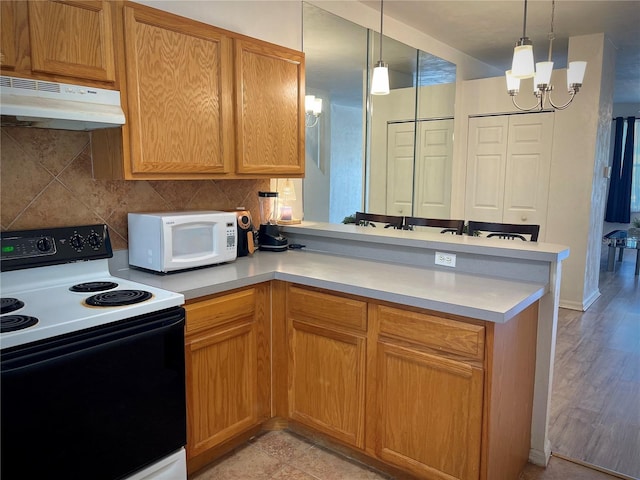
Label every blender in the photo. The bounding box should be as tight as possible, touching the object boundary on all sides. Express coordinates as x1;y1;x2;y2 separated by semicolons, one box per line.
258;192;288;252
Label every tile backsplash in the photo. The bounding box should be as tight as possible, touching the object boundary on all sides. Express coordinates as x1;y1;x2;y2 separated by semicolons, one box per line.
0;127;269;250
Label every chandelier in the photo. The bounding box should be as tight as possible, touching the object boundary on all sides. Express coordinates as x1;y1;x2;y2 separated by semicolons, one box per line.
505;0;587;111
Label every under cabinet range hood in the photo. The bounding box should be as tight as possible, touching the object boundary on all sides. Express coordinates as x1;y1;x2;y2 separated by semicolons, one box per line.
0;75;125;131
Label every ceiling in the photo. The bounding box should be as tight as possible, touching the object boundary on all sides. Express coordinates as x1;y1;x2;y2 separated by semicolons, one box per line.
360;0;640;104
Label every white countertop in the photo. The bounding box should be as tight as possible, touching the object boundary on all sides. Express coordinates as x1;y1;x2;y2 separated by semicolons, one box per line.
111;249;546;323
282;222;570;262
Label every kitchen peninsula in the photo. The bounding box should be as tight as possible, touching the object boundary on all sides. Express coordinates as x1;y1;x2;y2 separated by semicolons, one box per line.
112;223;568;480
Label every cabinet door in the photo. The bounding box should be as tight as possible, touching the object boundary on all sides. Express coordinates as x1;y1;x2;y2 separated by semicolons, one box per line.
235;39;305;176
289;320;366;447
287;286;367;448
374;341;483;480
1;1;18;71
184;285;269;459
27;1;116;82
123;5;234;175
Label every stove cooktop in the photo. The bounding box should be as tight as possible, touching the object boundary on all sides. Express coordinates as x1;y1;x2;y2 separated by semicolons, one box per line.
0;225;184;350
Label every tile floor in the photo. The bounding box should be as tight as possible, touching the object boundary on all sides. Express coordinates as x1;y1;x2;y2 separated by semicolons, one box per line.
189;430;623;480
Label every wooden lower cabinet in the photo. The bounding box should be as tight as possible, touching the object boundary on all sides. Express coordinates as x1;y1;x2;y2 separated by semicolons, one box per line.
184;284;270;472
186;281;538;480
368;305;484;480
287;285;367;448
284;285;538;480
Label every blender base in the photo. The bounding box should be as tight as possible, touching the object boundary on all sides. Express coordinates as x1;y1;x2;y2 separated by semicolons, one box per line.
258;243;289;252
258;224;288;252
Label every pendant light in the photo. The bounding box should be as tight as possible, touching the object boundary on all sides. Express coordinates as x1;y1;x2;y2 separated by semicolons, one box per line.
511;0;535;79
506;0;587;111
371;0;389;95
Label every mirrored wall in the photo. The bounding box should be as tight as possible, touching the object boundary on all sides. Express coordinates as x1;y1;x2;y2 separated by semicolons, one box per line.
302;3;456;223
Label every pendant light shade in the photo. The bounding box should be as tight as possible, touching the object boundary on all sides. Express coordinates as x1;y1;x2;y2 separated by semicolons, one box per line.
371;61;390;95
371;0;390;95
534;61;554;90
505;70;521;93
567;61;587;89
511;42;535;79
510;0;535;79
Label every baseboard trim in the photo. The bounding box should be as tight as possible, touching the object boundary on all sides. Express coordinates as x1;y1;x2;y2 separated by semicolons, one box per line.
559;288;601;312
551;452;635;480
529;439;551;466
582;289;601;310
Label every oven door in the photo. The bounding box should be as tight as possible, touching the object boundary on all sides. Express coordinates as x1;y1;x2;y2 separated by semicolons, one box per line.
0;307;186;480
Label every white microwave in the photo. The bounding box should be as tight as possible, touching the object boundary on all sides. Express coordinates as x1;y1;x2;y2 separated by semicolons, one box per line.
128;211;237;273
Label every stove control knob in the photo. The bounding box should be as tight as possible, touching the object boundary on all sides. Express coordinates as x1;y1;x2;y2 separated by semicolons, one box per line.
70;234;84;250
36;237;52;252
88;232;102;249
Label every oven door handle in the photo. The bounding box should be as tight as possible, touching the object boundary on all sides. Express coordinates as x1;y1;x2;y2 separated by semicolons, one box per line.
1;307;185;372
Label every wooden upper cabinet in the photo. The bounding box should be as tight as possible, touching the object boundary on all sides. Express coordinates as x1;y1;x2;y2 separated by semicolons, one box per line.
1;2;19;71
27;1;116;83
122;4;234;175
92;2;305;179
235;39;305;176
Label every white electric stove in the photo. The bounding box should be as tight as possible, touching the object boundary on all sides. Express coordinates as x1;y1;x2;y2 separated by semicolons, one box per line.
0;224;187;480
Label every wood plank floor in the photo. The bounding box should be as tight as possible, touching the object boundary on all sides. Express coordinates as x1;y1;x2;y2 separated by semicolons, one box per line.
549;248;640;479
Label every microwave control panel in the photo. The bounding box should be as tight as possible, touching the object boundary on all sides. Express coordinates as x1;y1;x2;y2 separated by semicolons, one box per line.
226;222;237;251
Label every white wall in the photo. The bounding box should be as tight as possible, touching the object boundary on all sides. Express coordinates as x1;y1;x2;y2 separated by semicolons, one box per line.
303;88;331;222
583;35;617;309
455;34;614;312
330;103;363;223
137;1;302;49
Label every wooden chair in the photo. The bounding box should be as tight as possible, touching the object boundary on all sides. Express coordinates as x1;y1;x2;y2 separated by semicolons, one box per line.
355;212;403;229
467;221;540;241
403;217;465;235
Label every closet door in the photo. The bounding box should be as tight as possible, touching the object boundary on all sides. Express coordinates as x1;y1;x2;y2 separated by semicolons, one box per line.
502;113;554;227
386;122;416;216
465;116;509;223
414;119;454;219
465;113;553;235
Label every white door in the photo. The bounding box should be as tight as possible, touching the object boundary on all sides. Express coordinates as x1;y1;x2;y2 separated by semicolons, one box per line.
465;116;509;223
502;113;554;228
414;119;454;218
386;122;416;216
465;113;553;237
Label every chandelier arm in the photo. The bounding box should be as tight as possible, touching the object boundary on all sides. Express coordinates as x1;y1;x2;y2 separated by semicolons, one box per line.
547;90;576;110
511;94;542;112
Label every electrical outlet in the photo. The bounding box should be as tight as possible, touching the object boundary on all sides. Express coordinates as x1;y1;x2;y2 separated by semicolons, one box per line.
435;251;456;268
